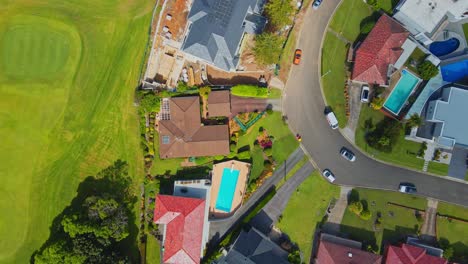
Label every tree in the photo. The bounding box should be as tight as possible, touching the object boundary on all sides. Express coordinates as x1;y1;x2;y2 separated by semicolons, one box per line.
370;97;384;110
417;61;439;80
265;0;294;29
360;209;372;220
348;201;363;215
366;118;402;152
253;33;283;66
406;114;423;128
139;93;160;113
288;250;302;264
443;246;454;260
360;20;376;34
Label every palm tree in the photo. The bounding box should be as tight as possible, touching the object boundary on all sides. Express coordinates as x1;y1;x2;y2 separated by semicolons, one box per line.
406;114;423;128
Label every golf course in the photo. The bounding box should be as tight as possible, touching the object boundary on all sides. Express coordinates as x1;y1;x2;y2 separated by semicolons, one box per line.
0;0;153;262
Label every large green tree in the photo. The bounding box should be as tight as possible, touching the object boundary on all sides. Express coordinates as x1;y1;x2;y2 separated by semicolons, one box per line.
253;33;284;65
265;0;294;29
417;61;439;80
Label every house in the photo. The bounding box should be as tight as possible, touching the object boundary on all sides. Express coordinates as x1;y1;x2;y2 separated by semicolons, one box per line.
154;194;206;264
207;90;231;117
384;243;448;264
181;0;267;71
352;14;409;86
315;233;382;264
393;0;468;45
216;227;290;264
425;86;468;149
158;96;230;158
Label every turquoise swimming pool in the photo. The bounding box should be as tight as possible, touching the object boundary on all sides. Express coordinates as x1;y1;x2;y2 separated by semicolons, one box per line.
215;168;240;212
384;69;421;115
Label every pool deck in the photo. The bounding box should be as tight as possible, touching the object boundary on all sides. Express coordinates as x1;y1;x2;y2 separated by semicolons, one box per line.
209;160;251;218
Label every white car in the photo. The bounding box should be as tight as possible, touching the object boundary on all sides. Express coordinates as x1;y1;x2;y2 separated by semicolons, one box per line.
322;169;336;183
340;147;356;162
326;111;339;130
361;85;370;103
399;183;417;194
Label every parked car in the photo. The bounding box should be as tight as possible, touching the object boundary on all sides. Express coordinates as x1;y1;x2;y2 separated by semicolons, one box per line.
399;183;417;194
326;111;339;129
312;0;322;10
361;85;370;103
293;49;302;65
322;169;336;183
340;147;356;162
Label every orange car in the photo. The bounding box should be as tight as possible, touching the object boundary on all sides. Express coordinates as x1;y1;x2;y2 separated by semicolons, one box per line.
293;49;302;65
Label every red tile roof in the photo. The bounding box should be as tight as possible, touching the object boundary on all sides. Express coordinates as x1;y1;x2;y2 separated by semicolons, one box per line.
352;14;409;85
316;240;382;264
384;244;448;264
154;194;206;264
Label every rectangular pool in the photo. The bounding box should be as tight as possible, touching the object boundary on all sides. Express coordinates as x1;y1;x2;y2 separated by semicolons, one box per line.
215;168;240;212
384;69;421;115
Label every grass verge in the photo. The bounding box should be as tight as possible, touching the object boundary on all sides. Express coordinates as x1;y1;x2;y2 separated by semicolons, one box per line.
427;161;449;176
277;171;340;262
437;202;468;262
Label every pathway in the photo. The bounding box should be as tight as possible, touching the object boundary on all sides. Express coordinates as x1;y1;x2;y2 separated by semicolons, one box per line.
322;186;352;235
208;147;305;241
422;142;436;172
420;198;438;244
250;161;315;234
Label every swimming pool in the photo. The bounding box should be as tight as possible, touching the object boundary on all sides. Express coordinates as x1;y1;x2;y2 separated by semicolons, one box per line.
215;168;240;212
384;69;421;115
429;38;460;57
441;59;468;83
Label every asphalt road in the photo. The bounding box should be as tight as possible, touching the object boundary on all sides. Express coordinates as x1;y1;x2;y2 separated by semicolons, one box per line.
283;0;468;207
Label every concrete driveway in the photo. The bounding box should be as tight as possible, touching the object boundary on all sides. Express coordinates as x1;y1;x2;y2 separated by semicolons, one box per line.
283;0;468;206
448;147;468;180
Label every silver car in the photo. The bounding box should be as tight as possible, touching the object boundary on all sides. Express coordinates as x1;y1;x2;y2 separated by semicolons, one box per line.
322;169;336;183
340;147;356;162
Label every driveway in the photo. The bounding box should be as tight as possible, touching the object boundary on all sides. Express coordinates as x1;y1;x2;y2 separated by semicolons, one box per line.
283;0;468;206
448;147;468;180
230;95;281;117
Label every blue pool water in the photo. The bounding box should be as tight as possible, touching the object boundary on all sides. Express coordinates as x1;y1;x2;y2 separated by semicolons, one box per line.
215;168;240;212
384;70;420;115
429;38;460;57
441;59;468;83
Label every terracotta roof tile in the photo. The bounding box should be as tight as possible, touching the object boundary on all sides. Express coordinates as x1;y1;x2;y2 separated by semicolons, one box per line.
352;14;409;85
316;240;382;264
384;244;448;264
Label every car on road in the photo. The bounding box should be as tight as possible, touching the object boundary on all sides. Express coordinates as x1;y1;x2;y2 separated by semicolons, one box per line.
325;111;339;129
399;183;417;194
293;49;302;65
312;0;322;10
322;169;336;183
361;85;370;103
340;147;356;162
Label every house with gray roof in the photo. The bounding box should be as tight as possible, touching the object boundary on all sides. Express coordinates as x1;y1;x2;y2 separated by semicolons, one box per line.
216;227;289;264
181;0;267;71
425;86;468;149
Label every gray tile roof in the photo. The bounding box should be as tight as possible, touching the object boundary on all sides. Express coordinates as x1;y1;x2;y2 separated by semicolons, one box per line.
216;227;289;264
182;0;267;71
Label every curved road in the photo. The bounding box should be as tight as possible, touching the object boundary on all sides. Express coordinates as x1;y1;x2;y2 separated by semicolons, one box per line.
283;0;468;207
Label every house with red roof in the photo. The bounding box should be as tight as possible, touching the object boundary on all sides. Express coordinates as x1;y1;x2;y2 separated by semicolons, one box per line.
154;194;207;264
384;243;449;264
352;14;410;86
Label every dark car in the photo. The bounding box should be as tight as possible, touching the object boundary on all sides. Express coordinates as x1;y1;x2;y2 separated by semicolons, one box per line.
312;0;322;10
340;147;356;162
399;183;417;194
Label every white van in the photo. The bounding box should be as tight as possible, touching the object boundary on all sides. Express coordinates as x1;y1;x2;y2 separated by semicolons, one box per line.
326;112;339;129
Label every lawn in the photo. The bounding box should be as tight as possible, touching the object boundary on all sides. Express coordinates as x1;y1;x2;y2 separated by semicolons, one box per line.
437;202;468;262
277;171;340;262
329;0;373;42
145;235;161;264
427;161;449;176
404;48;427;73
321;32;348;127
463;23;468;43
0;0;153;262
355;105;425;171
340;188;426;253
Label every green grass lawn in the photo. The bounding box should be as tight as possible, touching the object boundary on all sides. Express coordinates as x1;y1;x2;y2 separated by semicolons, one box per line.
145;235;161;264
329;0;373;42
463;23;468;43
404;48;427;73
0;1;153;262
355;105;425;171
427;161;449;176
321;32;348;127
277;171;340;262
340;188;426;253
437;202;468;262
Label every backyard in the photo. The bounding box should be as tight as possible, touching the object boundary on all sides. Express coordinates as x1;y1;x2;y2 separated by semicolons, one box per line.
340;188;426;253
321;0;397;127
0;0;153;262
355;105;449;176
277;171;340;262
437;202;468;262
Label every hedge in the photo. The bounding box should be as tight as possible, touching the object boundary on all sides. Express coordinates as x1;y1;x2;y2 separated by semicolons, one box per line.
231;85;269;98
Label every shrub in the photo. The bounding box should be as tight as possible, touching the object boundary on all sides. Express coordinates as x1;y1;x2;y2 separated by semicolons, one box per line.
370;97;384;110
348;201;363;215
374;86;385;96
406;114;423;128
417;61;439;80
360;20;376;34
265;0;294;29
264;147;273;157
416;212;424;223
287;250;301;264
237;151;251;160
230;143;237;152
253;33;283;66
417;142;427;157
199;86;211;98
177;81;189;92
259;126;264;132
231;84;269;98
433;149;441;161
360;209;372;220
366;118;402;152
443;246;454;260
367;0;379;9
